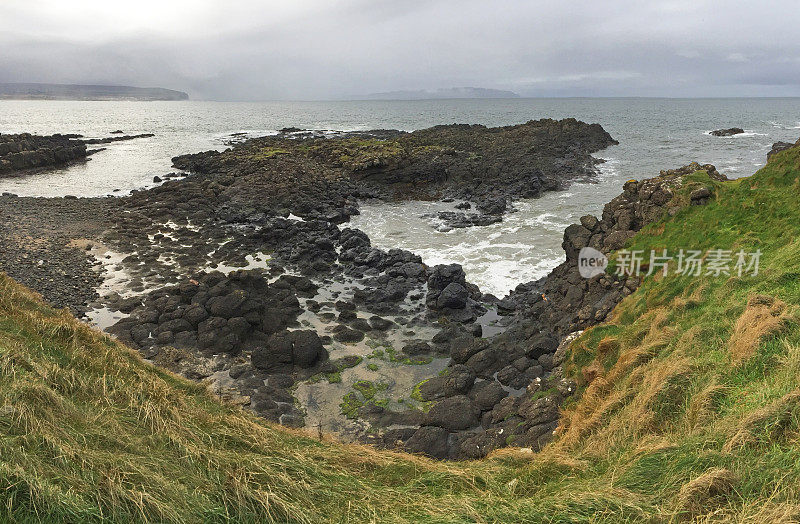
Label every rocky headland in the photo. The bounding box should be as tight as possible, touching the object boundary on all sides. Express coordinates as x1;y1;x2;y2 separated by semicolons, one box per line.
0;133;88;175
0;118;665;459
0;82;189;101
0;132;156;177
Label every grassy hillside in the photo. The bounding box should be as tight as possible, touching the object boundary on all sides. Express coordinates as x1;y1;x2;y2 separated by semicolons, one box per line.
3;144;800;522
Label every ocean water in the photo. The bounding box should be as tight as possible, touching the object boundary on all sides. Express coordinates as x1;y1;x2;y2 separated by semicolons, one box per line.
2;98;799;295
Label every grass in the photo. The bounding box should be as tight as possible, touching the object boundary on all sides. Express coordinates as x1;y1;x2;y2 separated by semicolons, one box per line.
3;144;800;521
243;136;450;175
341;381;391;419
555;145;800;520
250;147;291;160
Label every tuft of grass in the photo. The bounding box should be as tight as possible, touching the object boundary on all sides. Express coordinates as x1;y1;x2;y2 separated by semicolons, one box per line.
674;467;738;520
728;294;793;363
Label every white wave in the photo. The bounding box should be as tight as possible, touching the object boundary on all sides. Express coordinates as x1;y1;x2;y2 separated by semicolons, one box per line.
731;131;769;137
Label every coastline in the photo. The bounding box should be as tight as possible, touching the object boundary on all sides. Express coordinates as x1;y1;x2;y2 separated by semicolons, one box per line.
0;119;617;457
1;121;791;459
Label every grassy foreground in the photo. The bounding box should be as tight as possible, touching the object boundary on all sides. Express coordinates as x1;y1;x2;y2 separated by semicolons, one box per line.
3;145;800;522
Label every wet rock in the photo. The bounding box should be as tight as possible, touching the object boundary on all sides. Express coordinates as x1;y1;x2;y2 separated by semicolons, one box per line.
432;324;470;345
710;127;744;136
207;290;248;318
404;426;450;459
436;282;468;309
332;325;365;343
350;318;373;332
83;133;155;144
338;309;357;322
419;364;475;401
269;374;295;389
290;330;327;368
465;348;498;377
184;304;209;326
251;332;293;371
537;353;555;371
427;264;466;305
525;332;558;359
450;335;483;364
0;133;88;176
418;377;448;401
424;395;479;430
580;214;599;231
335;300;356;311
476;196;507;215
368;315;393;331
468;380;508;411
402;341;433;356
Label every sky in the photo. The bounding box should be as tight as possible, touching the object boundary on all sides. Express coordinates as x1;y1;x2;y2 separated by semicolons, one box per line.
1;0;799;100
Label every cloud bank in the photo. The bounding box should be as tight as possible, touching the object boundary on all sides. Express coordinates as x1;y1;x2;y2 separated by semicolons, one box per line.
1;0;799;100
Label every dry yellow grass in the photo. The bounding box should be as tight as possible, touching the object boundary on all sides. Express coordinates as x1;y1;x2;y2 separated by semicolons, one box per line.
685;381;729;431
729;294;792;364
674;468;738;521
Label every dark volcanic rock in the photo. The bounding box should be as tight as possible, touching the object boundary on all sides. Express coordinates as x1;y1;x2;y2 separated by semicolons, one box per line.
171;118;617;217
380;160;732;460
710;127;744;137
251;330;327;370
768;139;798;161
1;118;623;457
110;270;315;361
82;133;155;144
404;426;450;459
0;133;87;175
436;282;468;309
290;330;327;368
425;264;484;320
423;395;479;430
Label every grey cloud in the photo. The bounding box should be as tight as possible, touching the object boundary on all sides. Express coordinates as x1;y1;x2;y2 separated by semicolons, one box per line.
0;0;799;100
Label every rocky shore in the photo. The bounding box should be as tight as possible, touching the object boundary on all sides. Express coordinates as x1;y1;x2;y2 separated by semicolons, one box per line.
172;118;617;228
0;118;643;458
0;132;157;178
393;161;728;458
0;133;88;174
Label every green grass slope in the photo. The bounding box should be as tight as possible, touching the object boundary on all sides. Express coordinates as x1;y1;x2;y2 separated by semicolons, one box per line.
3;144;800;522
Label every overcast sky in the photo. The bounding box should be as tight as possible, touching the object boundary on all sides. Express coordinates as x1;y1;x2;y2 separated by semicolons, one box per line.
1;0;799;100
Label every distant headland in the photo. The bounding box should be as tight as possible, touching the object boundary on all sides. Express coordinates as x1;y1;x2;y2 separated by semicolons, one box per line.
0;83;189;101
360;87;519;100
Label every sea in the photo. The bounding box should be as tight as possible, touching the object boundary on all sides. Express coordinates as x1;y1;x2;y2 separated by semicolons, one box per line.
2;98;799;296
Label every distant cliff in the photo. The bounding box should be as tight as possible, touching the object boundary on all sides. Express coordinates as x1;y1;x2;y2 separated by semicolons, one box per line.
362;87;519;100
0;83;188;101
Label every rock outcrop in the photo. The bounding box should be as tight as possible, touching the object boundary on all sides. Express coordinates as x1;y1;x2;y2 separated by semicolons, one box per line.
0;133;87;175
767;139;799;161
710;127;744;137
390;162;728;459
0;132;159;177
172;118;617;223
